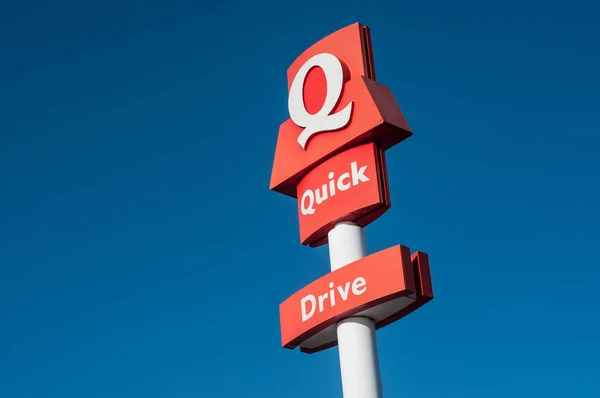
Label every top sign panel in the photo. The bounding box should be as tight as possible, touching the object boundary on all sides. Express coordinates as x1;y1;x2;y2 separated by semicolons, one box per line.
270;22;413;198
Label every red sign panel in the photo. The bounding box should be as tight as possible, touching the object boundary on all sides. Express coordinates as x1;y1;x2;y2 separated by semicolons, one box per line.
271;23;434;356
280;245;433;354
296;142;390;247
270;22;412;198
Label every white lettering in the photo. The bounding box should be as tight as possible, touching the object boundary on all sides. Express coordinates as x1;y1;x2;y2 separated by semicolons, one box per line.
329;281;335;307
301;295;316;322
301;277;367;320
351;161;369;185
318;293;328;312
352;277;367;295
337;281;351;301
337;172;351;191
315;184;328;204
299;162;369;216
288;53;353;149
328;172;336;197
301;189;315;215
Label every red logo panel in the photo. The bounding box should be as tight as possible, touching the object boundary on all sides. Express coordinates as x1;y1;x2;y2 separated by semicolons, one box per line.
270;22;412;197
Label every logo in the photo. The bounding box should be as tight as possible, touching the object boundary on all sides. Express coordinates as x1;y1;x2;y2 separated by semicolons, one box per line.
288;53;353;149
270;22;412;198
296;142;389;247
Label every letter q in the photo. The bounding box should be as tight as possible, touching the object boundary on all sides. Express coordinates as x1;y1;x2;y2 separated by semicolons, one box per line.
288;53;353;150
301;189;315;215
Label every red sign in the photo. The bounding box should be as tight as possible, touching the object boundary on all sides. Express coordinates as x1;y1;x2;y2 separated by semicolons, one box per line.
269;22;412;198
280;245;433;354
296;142;390;247
271;22;434;356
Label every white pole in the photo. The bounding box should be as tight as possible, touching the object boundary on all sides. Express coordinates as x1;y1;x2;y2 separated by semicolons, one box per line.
328;222;383;398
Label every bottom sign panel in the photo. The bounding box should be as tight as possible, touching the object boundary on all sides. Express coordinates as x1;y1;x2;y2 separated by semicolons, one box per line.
279;245;433;354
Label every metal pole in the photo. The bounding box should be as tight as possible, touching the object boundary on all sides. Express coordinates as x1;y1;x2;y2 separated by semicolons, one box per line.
328;222;383;398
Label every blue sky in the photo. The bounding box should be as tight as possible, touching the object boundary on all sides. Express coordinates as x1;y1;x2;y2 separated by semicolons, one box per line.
1;1;599;397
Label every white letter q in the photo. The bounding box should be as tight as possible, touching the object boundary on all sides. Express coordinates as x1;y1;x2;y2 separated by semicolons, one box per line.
288;53;353;150
301;189;315;215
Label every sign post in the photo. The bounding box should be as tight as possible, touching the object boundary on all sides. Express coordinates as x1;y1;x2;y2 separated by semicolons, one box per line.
270;23;434;397
329;222;382;398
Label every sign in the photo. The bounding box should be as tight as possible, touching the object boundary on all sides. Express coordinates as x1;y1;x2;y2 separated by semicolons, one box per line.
270;22;434;361
297;142;390;247
270;22;412;198
280;245;433;354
